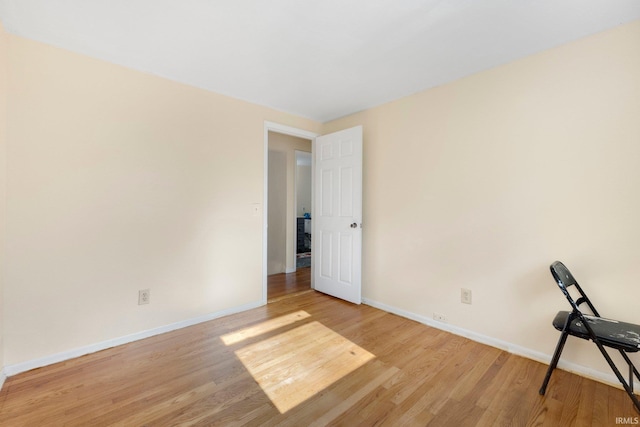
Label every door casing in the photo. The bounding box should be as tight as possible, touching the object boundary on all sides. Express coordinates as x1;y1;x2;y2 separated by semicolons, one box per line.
263;122;319;304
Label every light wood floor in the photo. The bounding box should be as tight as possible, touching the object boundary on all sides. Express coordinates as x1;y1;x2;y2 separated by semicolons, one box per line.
0;290;636;426
267;267;311;301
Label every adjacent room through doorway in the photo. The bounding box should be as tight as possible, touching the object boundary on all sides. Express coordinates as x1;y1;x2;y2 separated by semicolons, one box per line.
266;131;313;301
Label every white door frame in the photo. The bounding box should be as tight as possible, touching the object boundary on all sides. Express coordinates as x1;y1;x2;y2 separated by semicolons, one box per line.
263;121;319;304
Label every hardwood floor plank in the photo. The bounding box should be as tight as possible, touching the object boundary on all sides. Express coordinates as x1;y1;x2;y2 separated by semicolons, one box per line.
592;382;612;426
556;373;582;426
448;346;503;402
496;358;549;425
308;364;399;427
425;398;486;427
389;335;469;407
574;376;596;427
267;268;311;301
475;352;520;410
393;340;480;423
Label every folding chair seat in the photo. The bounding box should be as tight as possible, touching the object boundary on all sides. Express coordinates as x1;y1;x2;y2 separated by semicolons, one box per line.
539;261;640;413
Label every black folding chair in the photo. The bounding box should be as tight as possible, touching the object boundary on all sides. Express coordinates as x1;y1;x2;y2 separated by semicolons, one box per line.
539;261;640;412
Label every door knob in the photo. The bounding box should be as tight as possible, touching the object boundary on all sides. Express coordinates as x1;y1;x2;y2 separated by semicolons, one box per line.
350;223;358;228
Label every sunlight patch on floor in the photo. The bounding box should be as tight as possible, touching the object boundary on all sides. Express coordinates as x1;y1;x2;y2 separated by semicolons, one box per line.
220;310;311;345
233;320;375;413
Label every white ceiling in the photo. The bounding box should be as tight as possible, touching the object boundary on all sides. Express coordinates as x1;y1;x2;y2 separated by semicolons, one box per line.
1;1;639;122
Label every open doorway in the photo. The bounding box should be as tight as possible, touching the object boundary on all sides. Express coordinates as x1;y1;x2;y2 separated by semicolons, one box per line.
265;127;316;302
263;122;363;305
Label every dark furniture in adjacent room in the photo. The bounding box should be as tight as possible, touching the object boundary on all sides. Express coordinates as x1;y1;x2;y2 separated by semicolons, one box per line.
297;218;306;253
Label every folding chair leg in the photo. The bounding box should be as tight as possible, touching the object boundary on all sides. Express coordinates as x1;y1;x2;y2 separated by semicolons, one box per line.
540;330;569;395
595;343;640;413
619;350;640;387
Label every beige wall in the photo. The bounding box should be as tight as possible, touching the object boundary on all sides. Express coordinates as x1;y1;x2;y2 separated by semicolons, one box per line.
323;20;640;378
267;150;287;274
3;34;320;366
0;23;7;374
267;132;311;272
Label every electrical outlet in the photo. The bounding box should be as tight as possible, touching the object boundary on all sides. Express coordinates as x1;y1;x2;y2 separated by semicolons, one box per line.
138;289;150;305
461;288;472;304
433;312;447;322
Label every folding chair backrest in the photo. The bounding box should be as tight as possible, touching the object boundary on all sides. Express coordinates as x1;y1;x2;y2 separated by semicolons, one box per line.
549;261;600;317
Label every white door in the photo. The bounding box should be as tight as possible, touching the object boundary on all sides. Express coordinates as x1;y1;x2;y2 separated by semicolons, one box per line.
313;126;362;304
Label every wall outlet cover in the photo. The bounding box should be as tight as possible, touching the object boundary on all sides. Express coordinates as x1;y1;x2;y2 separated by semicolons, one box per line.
138;289;150;305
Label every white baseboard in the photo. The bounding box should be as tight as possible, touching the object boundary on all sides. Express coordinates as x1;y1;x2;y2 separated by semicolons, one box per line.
4;300;264;378
0;367;6;391
362;297;622;390
285;267;296;274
